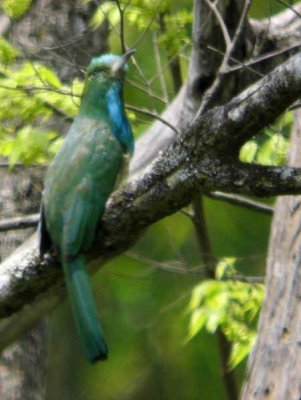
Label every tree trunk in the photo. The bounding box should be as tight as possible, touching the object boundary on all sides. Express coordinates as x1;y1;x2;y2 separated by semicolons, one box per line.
241;110;301;399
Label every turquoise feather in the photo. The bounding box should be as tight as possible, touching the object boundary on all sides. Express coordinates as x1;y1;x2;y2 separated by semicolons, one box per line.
41;51;135;362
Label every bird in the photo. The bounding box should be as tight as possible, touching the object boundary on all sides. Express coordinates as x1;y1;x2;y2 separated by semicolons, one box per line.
39;49;135;363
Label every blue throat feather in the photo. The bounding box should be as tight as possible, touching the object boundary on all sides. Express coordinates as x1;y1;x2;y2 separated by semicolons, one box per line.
107;83;134;155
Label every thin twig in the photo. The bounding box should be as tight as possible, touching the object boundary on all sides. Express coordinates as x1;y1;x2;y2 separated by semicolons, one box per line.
193;0;251;120
0;214;39;232
226;42;301;73
158;9;183;94
148;41;191;85
206;192;274;215
126;252;204;276
130;55;158;108
126;78;167;104
126;104;180;134
115;0;126;53
131;0;163;49
203;0;232;49
206;44;263;78
230;275;264;283
0;162;26;168
274;0;301;18
153;32;169;103
0;84;79;97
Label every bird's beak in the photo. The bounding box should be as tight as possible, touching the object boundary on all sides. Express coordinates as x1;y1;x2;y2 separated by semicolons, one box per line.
111;49;136;74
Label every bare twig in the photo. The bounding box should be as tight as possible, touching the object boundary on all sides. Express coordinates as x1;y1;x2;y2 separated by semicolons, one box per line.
126;252;204;276
125;104;180;134
148;42;191;85
0;84;79;97
206;192;274;215
203;0;232;48
227;43;301;74
230;275;264;283
153;32;169;103
0;215;39;232
274;0;301;18
115;0;126;53
126;78;167;104
206;44;263;78
194;0;251;119
131;0;163;49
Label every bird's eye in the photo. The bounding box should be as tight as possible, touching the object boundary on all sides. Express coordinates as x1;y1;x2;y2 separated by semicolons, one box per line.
88;67;102;77
88;66;110;78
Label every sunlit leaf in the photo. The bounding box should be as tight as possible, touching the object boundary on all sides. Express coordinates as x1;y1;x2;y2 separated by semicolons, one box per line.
0;37;18;64
0;126;59;166
215;257;237;280
186;257;264;367
2;0;32;18
240;140;258;163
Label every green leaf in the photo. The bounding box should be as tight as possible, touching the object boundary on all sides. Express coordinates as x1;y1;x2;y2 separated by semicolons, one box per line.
215;257;237;280
229;334;256;369
0;37;18;65
239;140;258;163
186;262;264;367
0;126;59;166
89;2;120;29
257;134;288;166
2;0;32;18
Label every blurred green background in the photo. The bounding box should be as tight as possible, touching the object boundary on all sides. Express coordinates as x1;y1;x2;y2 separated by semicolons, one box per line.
47;200;270;400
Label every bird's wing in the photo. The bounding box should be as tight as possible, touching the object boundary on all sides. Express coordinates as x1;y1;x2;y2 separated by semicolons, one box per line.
43;117;124;257
62;175;102;257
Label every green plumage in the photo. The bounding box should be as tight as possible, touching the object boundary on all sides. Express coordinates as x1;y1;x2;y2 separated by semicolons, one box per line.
41;51;134;363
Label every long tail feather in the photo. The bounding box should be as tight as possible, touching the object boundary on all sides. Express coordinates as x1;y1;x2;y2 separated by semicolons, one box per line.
62;255;108;363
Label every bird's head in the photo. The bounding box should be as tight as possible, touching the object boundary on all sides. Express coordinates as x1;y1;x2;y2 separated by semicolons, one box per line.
86;49;135;82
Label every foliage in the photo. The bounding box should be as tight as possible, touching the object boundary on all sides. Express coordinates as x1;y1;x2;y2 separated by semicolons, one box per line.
0;38;18;65
0;62;82;166
88;0;192;53
0;127;59;166
1;0;32;19
240;112;291;165
186;258;264;368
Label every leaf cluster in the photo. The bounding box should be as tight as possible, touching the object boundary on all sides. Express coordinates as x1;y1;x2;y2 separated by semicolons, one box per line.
1;0;32;19
240;113;291;166
0;60;82;166
186;258;264;368
88;0;192;54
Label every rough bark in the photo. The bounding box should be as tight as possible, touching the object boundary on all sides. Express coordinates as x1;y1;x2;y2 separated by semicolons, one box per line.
241;111;301;399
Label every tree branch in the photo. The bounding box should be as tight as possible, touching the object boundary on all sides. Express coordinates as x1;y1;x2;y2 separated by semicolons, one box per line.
0;214;39;232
